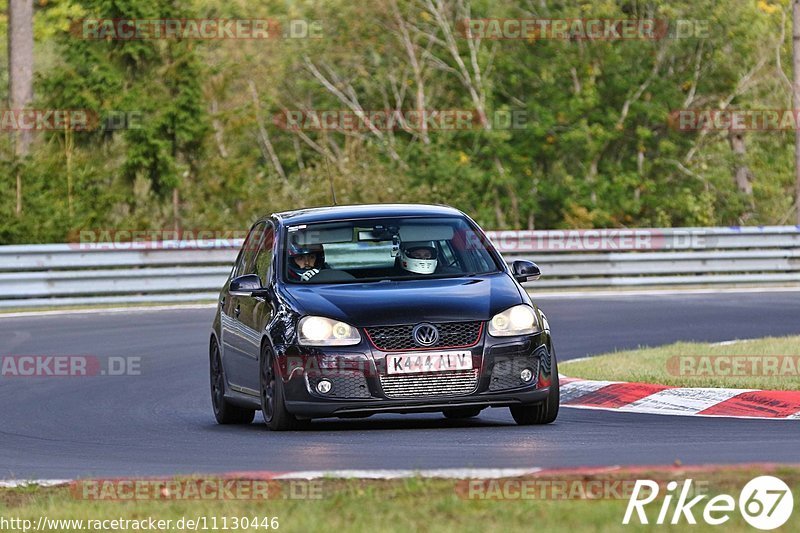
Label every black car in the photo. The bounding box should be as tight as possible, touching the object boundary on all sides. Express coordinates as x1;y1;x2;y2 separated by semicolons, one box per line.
210;204;558;430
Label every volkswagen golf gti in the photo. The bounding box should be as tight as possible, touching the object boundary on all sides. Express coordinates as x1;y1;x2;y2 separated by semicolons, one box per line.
209;204;558;430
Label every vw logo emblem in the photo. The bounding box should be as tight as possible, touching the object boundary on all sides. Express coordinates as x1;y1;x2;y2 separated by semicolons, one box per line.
413;323;439;347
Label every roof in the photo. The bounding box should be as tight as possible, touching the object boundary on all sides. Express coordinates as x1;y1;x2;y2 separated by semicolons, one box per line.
272;203;465;226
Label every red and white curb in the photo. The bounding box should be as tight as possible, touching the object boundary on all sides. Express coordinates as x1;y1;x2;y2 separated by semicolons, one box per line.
560;377;800;419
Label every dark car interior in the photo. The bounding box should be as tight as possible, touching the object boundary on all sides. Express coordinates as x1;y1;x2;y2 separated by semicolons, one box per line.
285;219;499;283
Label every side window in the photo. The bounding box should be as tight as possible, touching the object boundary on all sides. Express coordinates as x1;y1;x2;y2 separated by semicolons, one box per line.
235;222;266;277
255;224;275;286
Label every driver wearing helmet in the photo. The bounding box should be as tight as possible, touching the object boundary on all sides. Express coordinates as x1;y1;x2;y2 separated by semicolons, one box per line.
398;242;438;275
288;242;326;281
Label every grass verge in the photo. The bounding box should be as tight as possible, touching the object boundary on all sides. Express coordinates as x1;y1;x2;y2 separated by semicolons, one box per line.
1;466;798;532
560;336;800;390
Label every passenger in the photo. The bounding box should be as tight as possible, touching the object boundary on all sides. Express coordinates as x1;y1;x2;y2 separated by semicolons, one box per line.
288;243;326;281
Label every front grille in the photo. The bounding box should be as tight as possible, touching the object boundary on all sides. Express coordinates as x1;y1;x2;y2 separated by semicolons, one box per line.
379;369;479;399
307;372;371;399
366;321;482;351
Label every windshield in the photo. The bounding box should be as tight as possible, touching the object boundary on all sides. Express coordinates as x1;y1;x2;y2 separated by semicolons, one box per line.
282;216;501;284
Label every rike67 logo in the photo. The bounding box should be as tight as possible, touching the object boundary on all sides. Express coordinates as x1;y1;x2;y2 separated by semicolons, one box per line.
623;476;793;530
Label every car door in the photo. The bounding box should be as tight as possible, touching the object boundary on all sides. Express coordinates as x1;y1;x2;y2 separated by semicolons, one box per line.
236;222;276;392
221;221;266;391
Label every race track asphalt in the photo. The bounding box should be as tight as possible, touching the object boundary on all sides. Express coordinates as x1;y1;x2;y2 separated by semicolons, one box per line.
1;291;798;478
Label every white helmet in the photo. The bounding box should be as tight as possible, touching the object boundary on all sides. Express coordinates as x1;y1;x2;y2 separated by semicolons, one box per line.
399;243;438;275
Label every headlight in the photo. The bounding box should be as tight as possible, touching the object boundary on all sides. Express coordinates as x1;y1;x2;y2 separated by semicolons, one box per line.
488;305;540;337
298;316;362;346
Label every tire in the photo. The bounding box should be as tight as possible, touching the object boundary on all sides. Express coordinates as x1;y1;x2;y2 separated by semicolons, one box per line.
210;339;255;425
260;344;303;431
509;347;559;425
443;408;482;419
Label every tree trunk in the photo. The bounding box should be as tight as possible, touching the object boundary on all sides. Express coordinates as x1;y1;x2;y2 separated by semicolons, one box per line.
172;188;180;233
65;127;74;218
493;189;507;228
8;0;35;215
793;1;800;224
728;131;754;196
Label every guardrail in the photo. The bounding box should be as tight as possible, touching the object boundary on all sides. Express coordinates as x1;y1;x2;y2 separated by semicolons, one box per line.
0;226;798;308
491;227;800;288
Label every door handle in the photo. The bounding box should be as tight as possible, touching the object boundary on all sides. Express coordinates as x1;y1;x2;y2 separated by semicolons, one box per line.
234;305;240;318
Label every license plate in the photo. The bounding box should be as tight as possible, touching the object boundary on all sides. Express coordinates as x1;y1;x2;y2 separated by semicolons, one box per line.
386;351;473;375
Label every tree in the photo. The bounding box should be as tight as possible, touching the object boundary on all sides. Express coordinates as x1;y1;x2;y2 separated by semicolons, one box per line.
794;0;800;224
42;0;208;231
7;0;33;215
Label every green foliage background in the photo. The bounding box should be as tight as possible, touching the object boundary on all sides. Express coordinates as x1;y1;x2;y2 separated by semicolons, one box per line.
0;0;796;243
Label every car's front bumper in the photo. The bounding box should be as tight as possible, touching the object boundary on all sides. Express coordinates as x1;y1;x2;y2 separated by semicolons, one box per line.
284;387;552;418
274;330;555;419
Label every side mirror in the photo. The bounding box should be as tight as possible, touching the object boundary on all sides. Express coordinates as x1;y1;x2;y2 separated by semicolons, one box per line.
229;274;265;296
512;260;541;283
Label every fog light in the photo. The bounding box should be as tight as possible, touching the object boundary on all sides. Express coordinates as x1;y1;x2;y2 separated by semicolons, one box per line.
316;379;333;394
520;368;533;383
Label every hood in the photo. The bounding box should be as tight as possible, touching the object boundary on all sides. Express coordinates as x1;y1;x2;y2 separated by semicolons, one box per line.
281;273;524;327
